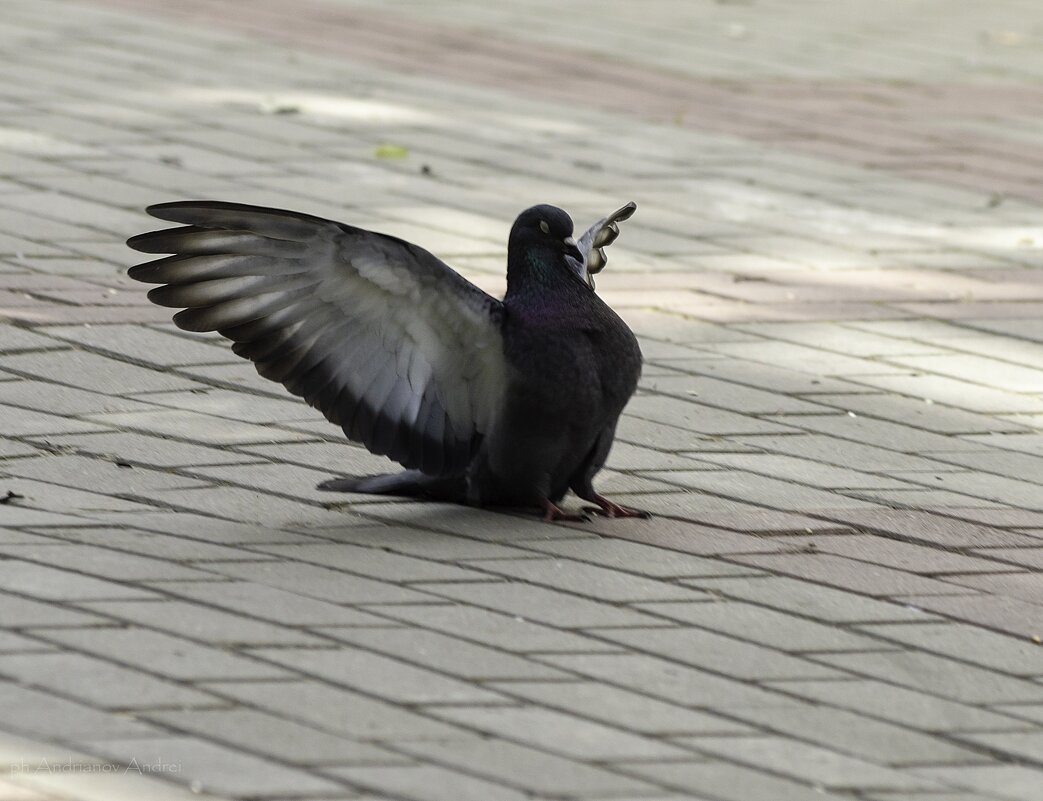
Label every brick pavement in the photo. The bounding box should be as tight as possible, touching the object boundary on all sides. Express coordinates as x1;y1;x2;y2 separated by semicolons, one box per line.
1;0;1043;799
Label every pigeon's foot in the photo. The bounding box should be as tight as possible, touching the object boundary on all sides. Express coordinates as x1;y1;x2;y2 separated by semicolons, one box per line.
581;493;652;520
541;499;591;523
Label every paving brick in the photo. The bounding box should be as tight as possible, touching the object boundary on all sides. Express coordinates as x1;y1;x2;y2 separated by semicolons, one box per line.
601;439;726;471
776;533;1015;575
893;471;1043;510
332;765;529;801
809;392;1028;435
677;358;864;395
646;375;831;415
728;705;988;767
393;738;662;797
591;625;845;682
0;730;112;771
733;322;947;358
539;652;803;710
0;439;37;459
0;405;107;437
0;682;157;740
4;760;220;801
625;394;795;436
34;527;273;563
32;431;262;469
0;593;108;628
349;531;569;561
637;599;890;652
0;326;66;353
249;645;505;704
156;580;391;627
143;707;404;766
889;354;1043;393
200;679;469;741
0;454;207;496
729;552;977;598
0;652;217;710
431;706;687;760
927;449;1043;484
857;622;1043;676
517;536;763;578
487;680;753;737
617;760;847;801
370;603;618;654
0;476;157;514
898;593;1043;639
771;677;1030;733
323;627;568;681
708;340;902;378
416;581;666;628
0;350;198;395
1;381;160;416
728;433;961;473
680;575;935;623
247;539;491;583
0;544;211;582
865;794;1006;801
949;730;1043;764
0;504;92;527
812;651;1043;705
840;373;1043;414
0;631;52;652
90;736;344;797
682;452;917;491
208;560;437;605
141;387;318;424
353;502;601;542
36;627;289;681
83;599;328;646
974;547;1043;570
0;560;157;602
144;484;353;527
912;765;1043;801
38;324;234;367
112;511;316;544
460;557;701;602
83;408;308;447
963;432;1043;458
685;735;945;792
638;468;882;511
764;413;987;455
942;572;1043;604
820;509;1034;548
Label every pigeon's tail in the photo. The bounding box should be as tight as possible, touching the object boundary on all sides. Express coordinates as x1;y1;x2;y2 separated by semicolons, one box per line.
317;469;466;501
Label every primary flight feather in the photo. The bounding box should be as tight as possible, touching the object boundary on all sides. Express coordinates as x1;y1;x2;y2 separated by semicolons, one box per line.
128;200;647;521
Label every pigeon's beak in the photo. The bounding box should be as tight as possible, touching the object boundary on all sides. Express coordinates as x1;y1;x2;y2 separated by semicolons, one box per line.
562;236;582;262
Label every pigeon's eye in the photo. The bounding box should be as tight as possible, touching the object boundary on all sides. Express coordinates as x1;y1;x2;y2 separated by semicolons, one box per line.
538;220;550;234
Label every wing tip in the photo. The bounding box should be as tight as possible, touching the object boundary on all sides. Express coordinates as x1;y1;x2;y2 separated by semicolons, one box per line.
145;200;236;222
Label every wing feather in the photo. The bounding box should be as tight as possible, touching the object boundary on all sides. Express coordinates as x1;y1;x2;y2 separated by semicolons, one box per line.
128;200;506;474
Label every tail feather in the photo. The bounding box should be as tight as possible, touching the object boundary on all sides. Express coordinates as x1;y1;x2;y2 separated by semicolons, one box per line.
317;470;465;501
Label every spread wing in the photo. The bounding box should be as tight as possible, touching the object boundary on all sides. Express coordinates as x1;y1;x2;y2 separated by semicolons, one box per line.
127;201;506;476
572;201;637;287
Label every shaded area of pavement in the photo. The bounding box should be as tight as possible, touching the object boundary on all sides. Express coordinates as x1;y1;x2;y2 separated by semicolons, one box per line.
1;0;1042;799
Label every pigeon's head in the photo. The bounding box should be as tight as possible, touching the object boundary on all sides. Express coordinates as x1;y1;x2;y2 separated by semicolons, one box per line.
510;204;583;264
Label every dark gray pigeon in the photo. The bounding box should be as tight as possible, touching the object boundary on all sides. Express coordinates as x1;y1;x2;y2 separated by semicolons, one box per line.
127;200;647;522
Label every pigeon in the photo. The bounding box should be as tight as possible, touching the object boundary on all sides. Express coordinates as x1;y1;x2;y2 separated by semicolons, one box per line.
127;200;648;522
